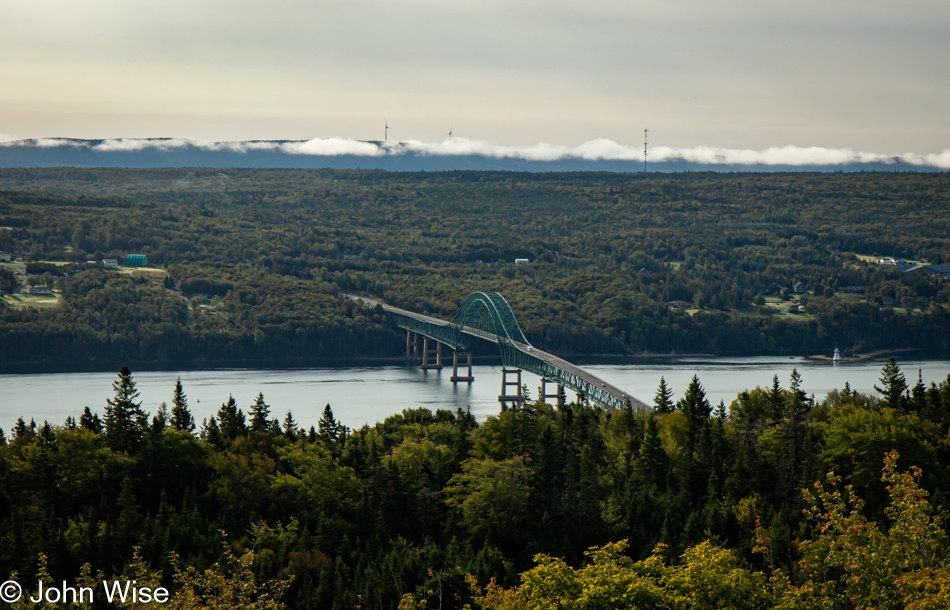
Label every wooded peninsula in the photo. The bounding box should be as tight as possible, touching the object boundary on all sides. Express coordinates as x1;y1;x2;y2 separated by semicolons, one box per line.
1;169;949;370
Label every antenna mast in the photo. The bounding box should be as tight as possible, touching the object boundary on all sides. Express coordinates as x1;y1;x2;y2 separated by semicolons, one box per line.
385;121;389;142
643;129;648;172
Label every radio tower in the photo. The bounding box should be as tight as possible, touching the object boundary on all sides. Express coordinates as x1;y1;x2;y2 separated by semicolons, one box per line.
643;129;649;173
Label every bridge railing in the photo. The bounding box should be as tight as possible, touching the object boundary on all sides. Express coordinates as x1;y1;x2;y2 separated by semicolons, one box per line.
498;342;639;410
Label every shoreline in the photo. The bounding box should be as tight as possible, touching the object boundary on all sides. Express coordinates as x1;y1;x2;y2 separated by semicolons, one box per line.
0;348;942;376
806;348;923;363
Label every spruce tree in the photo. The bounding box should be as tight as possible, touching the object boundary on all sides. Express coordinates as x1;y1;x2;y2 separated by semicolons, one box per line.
653;377;674;414
283;411;298;440
249;392;271;432
767;375;785;420
677;375;711;450
875;357;908;410
635;415;665;487
911;370;927;414
318;404;347;447
170;377;195;432
105;365;148;453
217;395;247;440
153;402;169;432
201;416;222;447
80;406;103;433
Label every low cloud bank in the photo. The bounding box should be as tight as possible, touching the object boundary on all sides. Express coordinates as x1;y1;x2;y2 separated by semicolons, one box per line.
1;136;948;168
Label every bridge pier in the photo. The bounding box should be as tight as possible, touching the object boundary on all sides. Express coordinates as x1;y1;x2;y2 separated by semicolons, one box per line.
406;331;420;364
540;378;565;407
450;352;474;383
498;368;522;405
420;338;444;370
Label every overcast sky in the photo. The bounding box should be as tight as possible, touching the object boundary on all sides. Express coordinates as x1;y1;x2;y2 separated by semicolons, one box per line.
1;0;947;153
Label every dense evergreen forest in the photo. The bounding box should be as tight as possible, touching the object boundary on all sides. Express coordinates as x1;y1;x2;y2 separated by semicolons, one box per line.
1;169;950;370
3;360;950;608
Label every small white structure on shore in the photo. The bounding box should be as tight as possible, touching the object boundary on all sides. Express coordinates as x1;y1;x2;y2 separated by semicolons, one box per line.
833;347;841;362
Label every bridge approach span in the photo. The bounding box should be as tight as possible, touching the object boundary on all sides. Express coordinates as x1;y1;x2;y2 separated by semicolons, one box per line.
349;292;650;411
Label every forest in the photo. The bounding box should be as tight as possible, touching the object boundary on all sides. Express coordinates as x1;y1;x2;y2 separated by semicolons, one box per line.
3;359;950;608
1;168;950;370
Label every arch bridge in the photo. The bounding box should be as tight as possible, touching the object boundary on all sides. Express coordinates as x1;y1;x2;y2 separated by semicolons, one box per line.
349;292;649;411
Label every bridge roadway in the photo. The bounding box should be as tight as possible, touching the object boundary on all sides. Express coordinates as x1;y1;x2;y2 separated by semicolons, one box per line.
349;294;650;411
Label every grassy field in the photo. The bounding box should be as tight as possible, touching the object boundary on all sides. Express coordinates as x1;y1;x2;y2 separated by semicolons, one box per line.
1;292;61;309
116;266;167;278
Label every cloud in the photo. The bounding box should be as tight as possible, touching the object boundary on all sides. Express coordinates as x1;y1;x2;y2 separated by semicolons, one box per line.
1;135;948;168
35;138;87;148
94;138;194;152
280;138;383;156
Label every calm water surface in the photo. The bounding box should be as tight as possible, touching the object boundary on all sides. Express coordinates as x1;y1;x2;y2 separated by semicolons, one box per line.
2;357;949;433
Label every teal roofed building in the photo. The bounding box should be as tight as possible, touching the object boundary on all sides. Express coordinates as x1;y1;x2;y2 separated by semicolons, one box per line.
124;254;148;266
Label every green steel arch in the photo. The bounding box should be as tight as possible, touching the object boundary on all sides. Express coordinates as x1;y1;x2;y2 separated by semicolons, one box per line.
369;291;649;410
384;291;530;354
450;291;530;348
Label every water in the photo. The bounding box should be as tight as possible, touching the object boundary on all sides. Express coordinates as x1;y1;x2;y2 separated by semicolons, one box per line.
1;357;948;433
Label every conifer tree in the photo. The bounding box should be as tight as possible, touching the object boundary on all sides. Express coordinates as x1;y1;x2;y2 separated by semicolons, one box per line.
283;411;298;440
249;392;271;432
79;406;103;433
217;395;247;440
654;377;675;414
767;375;785;420
170;377;195;432
875;357;908;410
911;369;927;414
636;415;665;487
783;369;811;502
12;417;32;443
105;365;148;453
317;404;344;446
677;375;711;449
201;416;222;447
152;402;169;432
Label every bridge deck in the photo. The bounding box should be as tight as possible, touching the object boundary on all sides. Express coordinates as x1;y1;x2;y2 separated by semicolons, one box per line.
350;295;650;411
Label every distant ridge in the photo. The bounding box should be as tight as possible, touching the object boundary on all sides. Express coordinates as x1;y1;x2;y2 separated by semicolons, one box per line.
1;137;947;172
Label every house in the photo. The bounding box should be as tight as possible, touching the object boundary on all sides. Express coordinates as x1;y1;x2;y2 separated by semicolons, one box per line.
788;304;806;313
666;300;690;308
26;286;52;295
0;251;11;262
905;264;950;278
793;282;806;294
880;296;895;306
124;254;148;266
839;286;866;294
102;259;119;269
514;258;530;264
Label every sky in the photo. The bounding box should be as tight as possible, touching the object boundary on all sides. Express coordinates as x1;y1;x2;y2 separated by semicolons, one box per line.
1;0;948;155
